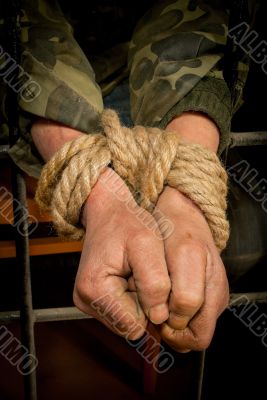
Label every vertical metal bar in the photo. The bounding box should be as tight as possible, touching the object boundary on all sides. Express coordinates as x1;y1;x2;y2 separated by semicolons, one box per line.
196;350;206;400
11;168;37;400
4;1;38;398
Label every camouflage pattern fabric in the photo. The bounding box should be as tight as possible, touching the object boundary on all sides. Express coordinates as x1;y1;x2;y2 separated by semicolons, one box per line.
129;0;230;125
0;0;254;176
19;0;103;132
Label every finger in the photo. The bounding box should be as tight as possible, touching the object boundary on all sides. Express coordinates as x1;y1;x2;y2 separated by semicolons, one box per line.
166;239;207;330
73;237;147;340
127;231;171;325
161;252;229;352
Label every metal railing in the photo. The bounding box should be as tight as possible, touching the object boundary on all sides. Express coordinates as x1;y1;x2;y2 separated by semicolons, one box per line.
1;130;267;399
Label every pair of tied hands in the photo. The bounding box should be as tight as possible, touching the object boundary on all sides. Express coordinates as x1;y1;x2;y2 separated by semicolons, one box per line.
73;167;229;352
31;112;229;353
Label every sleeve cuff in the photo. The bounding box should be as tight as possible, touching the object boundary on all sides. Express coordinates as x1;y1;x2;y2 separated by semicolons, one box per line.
157;76;232;155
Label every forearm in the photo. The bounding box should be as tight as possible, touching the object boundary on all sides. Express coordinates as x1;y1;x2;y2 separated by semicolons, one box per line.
32;108;220;165
31;119;84;162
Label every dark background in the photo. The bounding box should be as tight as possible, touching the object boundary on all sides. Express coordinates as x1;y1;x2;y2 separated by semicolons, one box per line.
1;1;267;399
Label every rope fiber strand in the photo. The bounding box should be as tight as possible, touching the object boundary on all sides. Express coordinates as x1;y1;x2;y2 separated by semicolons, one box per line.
35;109;229;251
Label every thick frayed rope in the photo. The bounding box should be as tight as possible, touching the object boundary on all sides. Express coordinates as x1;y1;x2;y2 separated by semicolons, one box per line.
35;109;229;251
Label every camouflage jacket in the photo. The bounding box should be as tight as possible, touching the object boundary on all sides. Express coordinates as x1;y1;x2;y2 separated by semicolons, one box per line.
0;0;257;177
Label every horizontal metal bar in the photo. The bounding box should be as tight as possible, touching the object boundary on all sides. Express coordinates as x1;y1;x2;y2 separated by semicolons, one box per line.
230;131;267;147
229;292;267;305
0;145;9;158
1;293;267;325
0;307;93;324
34;307;94;322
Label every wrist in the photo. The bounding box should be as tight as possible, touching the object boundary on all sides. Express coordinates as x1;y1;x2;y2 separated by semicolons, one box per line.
166;112;220;153
81;168;112;228
31;119;83;162
159;186;203;216
81;167;132;228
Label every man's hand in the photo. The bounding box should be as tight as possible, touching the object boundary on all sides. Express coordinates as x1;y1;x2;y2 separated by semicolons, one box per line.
73;168;171;339
32;112;229;349
32;119;171;340
153;112;229;352
154;186;229;352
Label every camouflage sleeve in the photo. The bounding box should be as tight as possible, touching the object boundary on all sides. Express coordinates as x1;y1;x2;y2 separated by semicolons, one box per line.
9;0;103;177
128;0;232;154
19;0;103;130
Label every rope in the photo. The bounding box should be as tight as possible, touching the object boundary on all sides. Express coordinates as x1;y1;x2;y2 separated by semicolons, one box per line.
35;109;229;251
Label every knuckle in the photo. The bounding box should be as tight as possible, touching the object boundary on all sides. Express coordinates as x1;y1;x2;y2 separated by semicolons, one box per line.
175;291;204;313
72;290;89;314
72;288;87;312
74;281;90;302
143;276;171;297
72;289;81;308
74;276;101;304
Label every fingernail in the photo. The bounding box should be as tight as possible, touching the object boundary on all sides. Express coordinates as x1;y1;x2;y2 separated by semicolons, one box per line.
149;304;169;324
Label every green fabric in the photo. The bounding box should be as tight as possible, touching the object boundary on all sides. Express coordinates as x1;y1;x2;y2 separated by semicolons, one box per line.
128;0;230;129
158;75;232;155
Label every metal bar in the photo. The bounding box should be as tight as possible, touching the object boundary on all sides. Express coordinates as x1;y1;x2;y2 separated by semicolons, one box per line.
230;131;267;147
0;307;93;324
1;292;266;325
0;145;9;158
229;292;267;305
34;308;93;323
11;168;37;400
196;350;206;400
4;1;36;397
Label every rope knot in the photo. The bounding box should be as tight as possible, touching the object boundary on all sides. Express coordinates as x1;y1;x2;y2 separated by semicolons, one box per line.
35;109;229;251
102;110;180;210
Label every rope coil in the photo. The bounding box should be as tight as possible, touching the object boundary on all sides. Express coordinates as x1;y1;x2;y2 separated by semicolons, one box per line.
35;109;229;251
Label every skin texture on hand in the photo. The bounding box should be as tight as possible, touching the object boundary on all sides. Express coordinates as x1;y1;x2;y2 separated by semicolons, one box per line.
166;111;220;152
31;111;229;351
151;111;229;352
154;187;229;352
31;119;171;339
73;168;171;339
31;119;83;162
